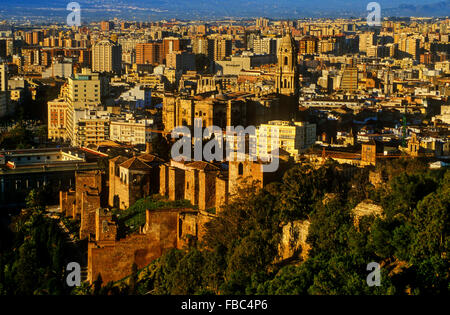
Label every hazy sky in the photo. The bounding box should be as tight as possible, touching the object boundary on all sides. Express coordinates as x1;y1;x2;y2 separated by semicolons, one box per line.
1;0;448;20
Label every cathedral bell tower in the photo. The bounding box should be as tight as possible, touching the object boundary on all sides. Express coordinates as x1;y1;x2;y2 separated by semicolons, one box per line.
276;31;298;96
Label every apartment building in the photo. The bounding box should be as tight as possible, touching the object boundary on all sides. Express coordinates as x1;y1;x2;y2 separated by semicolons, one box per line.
110;116;154;145
73;109;110;147
92;39;122;74
47;98;69;141
253;120;317;158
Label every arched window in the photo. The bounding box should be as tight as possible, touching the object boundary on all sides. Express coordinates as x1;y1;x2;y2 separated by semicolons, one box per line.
238;163;244;176
284;56;288;66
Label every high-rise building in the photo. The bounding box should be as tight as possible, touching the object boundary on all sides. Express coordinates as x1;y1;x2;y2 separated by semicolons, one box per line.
101;21;114;32
32;31;43;45
253;37;277;55
275;33;298;96
192;37;209;55
359;32;376;53
397;36;420;60
0;63;7;92
136;42;163;65
64;69;101;144
166;51;196;72
210;38;232;61
66;68;102;110
256;17;269;29
0;63;8;118
0;39;6;60
25;32;33;46
162;37;188;62
406;37;420;61
195;24;207;35
92;40;122;74
341;67;358;91
298;36;318;55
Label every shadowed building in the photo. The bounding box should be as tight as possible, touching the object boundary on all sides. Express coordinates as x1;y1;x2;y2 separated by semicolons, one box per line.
108;152;164;210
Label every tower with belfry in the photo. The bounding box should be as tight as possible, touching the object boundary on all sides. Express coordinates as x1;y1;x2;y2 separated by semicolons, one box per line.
274;30;299;120
276;31;299;96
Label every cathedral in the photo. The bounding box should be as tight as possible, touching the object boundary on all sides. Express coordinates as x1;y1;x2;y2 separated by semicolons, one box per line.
276;32;299;96
274;31;299;120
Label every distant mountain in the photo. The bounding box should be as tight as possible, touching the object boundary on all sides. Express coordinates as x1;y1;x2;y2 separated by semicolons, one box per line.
384;1;450;16
0;0;448;22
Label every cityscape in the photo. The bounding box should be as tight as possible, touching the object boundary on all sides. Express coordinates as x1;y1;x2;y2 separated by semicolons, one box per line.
0;0;449;300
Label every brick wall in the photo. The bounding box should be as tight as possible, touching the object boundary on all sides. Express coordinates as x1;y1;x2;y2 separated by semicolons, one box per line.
215;176;228;213
88;208;181;284
80;191;101;240
198;171;216;210
168;166;185;201
75;170;104;218
60;190;76;217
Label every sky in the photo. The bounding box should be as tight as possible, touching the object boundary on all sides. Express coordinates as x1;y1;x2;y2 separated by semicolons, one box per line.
0;0;448;22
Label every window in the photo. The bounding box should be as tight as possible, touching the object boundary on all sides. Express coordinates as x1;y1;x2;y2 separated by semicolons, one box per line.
238;163;244;176
284;56;288;66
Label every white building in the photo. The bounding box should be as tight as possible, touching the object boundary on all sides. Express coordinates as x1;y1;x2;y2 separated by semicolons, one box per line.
251;120;316;159
117;85;151;109
68;108;111;147
110;115;154;145
42;60;73;79
435;105;450;124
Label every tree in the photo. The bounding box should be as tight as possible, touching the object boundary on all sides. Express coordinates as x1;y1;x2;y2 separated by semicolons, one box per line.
171;249;205;294
14;240;40;295
129;263;138;295
93;274;103;295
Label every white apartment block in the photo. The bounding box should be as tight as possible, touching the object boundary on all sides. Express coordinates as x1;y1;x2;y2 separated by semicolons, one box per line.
252;120;316;159
110;116;154;145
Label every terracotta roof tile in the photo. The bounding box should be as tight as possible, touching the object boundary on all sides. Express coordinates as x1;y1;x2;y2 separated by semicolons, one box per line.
119;157;152;170
110;155;128;165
